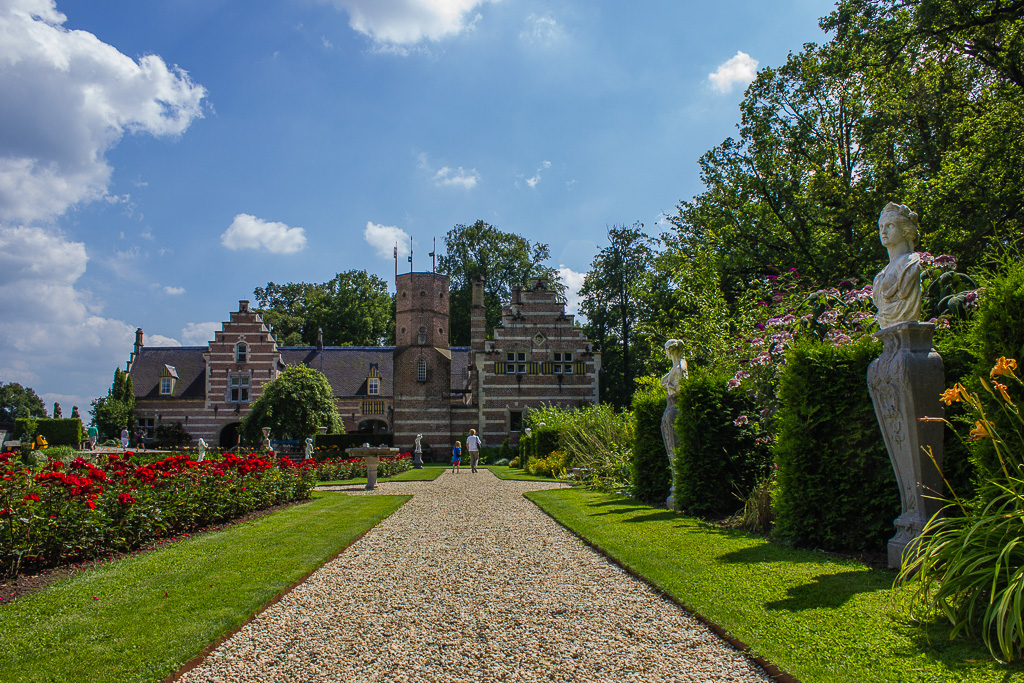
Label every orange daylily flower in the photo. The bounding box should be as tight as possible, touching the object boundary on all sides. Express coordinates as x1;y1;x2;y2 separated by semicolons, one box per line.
969;420;993;440
992;381;1015;405
990;357;1018;379
939;385;967;406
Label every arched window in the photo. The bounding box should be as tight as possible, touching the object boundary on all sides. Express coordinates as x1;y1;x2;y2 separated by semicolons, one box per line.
417;359;427;382
235;342;247;363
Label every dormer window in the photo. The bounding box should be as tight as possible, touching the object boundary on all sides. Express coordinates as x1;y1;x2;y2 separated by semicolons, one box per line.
235;342;248;363
159;364;178;395
368;377;379;395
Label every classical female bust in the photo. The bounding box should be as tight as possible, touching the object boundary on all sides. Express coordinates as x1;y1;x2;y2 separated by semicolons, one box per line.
660;339;688;398
872;202;923;330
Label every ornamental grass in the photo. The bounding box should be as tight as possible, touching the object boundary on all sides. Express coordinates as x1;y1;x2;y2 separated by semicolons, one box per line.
899;357;1024;662
0;451;317;578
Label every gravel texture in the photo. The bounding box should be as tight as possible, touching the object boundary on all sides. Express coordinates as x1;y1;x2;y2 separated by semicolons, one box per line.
179;469;772;683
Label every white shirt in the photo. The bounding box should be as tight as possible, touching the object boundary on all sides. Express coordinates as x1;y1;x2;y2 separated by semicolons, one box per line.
466;434;481;452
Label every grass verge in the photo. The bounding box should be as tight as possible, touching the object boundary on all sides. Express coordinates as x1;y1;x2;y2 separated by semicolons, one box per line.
525;488;1024;683
318;462;447;487
483;465;563;482
0;492;409;683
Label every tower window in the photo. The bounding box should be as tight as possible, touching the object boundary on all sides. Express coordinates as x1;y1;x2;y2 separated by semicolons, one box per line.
417;359;427;382
418;327;427;344
235;343;247;363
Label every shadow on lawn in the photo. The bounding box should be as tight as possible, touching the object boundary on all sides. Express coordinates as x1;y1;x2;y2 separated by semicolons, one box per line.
763;570;887;611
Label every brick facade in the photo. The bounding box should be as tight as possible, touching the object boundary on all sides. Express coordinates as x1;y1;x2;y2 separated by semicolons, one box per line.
128;275;599;455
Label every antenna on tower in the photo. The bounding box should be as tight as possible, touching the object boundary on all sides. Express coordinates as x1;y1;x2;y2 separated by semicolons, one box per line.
407;236;413;273
429;237;436;273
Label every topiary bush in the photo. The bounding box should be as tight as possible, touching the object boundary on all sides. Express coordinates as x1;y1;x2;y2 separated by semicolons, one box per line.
631;377;670;505
673;368;771;517
773;336;899;552
15;418;82;447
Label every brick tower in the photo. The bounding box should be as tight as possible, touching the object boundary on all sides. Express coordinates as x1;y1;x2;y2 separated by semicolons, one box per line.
392;272;452;455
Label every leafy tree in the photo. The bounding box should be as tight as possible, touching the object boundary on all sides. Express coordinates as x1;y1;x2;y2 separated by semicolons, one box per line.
242;365;343;443
438;220;562;345
579;224;653;407
254;270;394;347
90;368;135;440
0;381;46;422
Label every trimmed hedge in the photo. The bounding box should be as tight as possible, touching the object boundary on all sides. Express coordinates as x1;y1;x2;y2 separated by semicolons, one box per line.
673;368;771;516
773;337;899;552
631;380;670;505
14;418;82;446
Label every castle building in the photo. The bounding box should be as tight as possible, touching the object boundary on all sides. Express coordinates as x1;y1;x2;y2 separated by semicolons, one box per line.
127;273;599;455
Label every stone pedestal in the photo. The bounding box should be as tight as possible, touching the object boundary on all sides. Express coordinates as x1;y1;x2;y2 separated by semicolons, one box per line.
413;449;424;469
346;446;399;490
867;322;945;569
661;397;678;510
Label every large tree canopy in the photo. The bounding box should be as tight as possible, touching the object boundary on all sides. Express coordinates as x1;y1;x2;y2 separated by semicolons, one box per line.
254;270;394;347
0;380;46;422
242;365;343;443
438;221;562;345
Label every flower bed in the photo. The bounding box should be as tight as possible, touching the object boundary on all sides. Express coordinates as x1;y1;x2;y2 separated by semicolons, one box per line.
0;451;317;578
313;452;412;481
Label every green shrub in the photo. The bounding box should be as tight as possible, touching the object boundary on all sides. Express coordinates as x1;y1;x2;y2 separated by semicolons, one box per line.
14;418;82;446
631;377;670;505
674;368;771;516
773;337;899;552
156;421;193;449
527;449;569;477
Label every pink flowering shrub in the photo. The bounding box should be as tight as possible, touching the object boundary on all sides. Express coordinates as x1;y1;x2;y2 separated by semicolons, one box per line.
0;451;317;578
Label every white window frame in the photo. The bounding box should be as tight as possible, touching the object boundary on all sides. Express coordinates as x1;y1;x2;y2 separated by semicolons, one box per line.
368;377;379;395
506;352;527;374
160;377;173;395
235;342;248;363
229;372;250;402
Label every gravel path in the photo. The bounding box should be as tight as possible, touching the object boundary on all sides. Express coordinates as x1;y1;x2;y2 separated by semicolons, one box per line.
180;469;772;683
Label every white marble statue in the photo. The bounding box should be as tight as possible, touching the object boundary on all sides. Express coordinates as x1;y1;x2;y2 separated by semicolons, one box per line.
660;339;688;509
197;438;208;462
304;437;314;460
872;202;923;330
414;434;423;453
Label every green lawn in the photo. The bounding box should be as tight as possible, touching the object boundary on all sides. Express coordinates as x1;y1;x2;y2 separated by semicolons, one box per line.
0;492;409;683
526;488;1024;683
318;462;447;486
482;465;564;482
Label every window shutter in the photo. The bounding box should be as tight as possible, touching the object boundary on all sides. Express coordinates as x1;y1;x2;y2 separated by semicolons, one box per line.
495;361;506;374
574;361;585;375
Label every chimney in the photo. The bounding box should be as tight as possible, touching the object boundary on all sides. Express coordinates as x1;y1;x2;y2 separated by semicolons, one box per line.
239;300;250;313
128;328;144;371
471;275;486;352
316;327;324;352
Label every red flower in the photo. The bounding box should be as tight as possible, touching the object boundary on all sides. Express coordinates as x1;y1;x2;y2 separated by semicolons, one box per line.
23;493;39;503
118;493;136;506
86;500;96;510
0;508;12;517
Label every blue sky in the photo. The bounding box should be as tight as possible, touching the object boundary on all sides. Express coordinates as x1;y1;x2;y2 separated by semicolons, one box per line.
0;0;836;416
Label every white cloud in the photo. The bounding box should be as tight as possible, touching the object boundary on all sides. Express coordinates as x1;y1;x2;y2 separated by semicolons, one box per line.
556;265;586;317
163;285;185;295
325;0;493;46
181;321;220;345
433;165;479;189
220;213;307;254
0;225;138;407
364;221;411;259
525;160;551;189
148;334;181;347
0;0;207;224
709;51;759;94
520;13;564;47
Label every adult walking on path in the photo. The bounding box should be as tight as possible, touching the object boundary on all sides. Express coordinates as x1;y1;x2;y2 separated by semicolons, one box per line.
466;428;482;473
180;470;771;683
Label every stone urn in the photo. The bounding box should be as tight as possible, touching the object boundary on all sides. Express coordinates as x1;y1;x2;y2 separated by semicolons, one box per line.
346;446;399;490
261;427;271;451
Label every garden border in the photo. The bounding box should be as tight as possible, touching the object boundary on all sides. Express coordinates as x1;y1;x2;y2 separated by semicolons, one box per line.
162;492;411;683
524;491;800;683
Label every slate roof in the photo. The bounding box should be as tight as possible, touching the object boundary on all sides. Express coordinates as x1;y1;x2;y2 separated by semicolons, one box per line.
130;347;207;399
280;346;395;397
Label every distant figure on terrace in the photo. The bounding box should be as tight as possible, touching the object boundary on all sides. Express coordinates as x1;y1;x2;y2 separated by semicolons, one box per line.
872;202;923;330
452;441;462;474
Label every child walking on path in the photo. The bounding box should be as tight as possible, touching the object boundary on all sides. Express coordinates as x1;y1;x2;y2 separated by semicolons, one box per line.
452;441;462;473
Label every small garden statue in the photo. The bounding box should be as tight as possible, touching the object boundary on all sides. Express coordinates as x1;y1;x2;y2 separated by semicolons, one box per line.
261;426;271;451
305;436;314;460
197;438;208;462
53;402;61;419
872;202;923;330
413;433;424;469
867;202;945;568
660;339;688;509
